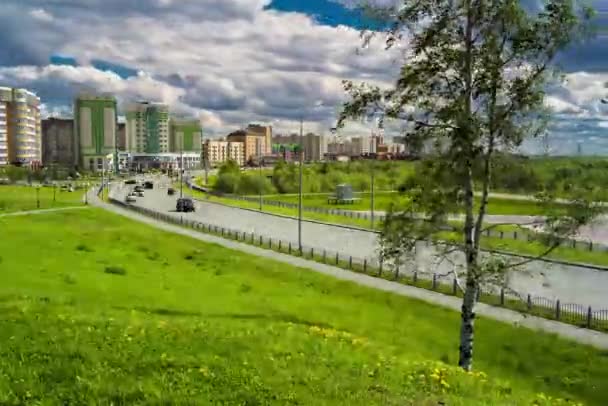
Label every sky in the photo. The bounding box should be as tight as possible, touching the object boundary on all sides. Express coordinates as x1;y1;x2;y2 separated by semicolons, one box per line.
0;0;607;155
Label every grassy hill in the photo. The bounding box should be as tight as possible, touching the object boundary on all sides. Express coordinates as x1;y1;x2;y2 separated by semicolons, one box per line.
0;208;605;404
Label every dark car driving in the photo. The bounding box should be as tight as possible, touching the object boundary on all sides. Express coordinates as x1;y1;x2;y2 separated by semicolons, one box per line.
144;181;154;189
176;198;195;213
167;187;175;195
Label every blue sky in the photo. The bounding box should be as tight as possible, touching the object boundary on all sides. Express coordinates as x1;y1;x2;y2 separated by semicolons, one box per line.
0;0;607;155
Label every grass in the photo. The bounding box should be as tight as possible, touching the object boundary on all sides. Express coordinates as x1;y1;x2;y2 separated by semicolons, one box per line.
0;185;85;214
264;192;567;216
0;209;606;404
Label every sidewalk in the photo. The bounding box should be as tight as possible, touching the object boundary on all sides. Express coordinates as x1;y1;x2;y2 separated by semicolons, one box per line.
0;206;89;218
90;188;608;350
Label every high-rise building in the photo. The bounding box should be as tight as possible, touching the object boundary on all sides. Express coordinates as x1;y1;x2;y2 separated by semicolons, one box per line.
350;136;371;157
117;122;126;151
226;129;266;163
74;93;117;172
203;139;245;167
125;102;170;153
0;86;42;166
170;118;203;153
41;118;76;168
246;124;272;155
272;133;326;161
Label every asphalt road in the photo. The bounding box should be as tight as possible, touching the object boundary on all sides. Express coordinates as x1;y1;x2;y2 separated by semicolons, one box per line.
115;180;608;309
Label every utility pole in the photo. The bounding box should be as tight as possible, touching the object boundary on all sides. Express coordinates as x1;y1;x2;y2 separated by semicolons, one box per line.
370;159;375;229
298;116;304;254
180;134;184;198
259;158;263;211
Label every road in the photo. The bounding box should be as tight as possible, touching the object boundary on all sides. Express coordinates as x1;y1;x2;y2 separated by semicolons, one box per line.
116;180;608;309
97;185;608;350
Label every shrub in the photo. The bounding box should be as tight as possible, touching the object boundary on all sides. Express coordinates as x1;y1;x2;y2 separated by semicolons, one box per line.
104;266;127;276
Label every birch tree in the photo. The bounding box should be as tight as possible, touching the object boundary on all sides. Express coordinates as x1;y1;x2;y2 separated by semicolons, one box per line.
338;0;599;371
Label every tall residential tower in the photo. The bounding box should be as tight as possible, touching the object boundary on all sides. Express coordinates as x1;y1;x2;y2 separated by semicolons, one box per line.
74;94;117;172
125;102;170;153
169;118;203;153
0;86;42;166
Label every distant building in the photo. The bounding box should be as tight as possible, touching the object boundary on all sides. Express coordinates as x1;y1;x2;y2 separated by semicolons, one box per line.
226;129;266;163
117;122;126;151
41;118;76;168
272;133;326;162
74;93;117;172
350;136;371;157
0;86;42;166
246;124;272;155
203;139;245;167
125;101;170;154
170;118;203;153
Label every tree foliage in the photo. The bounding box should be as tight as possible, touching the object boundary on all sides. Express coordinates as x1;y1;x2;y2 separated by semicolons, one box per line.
339;0;599;371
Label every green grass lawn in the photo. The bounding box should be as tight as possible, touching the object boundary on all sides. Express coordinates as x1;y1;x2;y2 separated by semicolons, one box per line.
264;192;567;216
0;185;85;214
0;209;606;404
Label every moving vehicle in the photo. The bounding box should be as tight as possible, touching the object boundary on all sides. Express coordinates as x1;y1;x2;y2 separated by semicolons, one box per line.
176;198;195;212
144;181;154;189
134;185;144;193
125;179;137;185
167;187;175;196
136;191;144;197
125;195;136;203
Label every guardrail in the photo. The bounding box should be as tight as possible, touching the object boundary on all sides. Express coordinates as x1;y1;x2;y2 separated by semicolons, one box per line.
109;195;608;334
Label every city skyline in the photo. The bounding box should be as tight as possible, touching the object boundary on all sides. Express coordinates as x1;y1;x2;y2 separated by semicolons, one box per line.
0;0;606;155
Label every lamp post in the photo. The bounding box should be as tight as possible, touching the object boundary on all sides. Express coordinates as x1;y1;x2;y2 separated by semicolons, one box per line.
53;182;56;204
370;160;375;229
259;158;263;211
35;185;40;209
298;116;304;253
180;134;184;198
85;182;89;205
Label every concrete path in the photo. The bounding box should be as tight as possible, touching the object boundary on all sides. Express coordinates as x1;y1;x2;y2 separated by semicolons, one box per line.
0;206;89;218
91;186;608;350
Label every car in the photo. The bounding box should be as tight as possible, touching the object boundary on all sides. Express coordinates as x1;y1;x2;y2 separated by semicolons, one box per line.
136;191;144;197
176;198;195;213
125;195;136;203
125;179;137;185
144;181;154;189
167;187;175;196
134;185;144;192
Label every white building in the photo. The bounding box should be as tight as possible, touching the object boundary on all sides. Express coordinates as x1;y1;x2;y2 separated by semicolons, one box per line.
0;87;42;166
203;140;245;167
125;101;170;154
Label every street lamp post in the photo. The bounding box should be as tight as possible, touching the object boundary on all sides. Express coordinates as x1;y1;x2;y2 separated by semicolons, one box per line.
298;116;304;253
180;134;184;198
370;160;375;229
259;158;263;211
85;182;89;205
35;185;40;209
53;182;56;204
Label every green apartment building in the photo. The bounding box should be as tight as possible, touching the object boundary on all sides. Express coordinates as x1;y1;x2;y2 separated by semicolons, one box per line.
74;94;117;172
169;118;203;153
125;102;170;153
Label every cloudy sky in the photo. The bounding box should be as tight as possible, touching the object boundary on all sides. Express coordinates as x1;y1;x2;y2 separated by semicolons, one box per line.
1;0;607;155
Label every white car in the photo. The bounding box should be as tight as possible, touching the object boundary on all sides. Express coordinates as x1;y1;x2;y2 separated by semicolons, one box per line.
136;191;144;197
125;195;136;203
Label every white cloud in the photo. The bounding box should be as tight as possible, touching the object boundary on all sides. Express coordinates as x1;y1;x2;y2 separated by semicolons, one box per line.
28;8;53;22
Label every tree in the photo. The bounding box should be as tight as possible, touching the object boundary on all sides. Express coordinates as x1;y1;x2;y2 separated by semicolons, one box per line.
339;0;599;371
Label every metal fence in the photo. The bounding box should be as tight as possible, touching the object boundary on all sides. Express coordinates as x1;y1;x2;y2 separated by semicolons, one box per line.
110;196;608;333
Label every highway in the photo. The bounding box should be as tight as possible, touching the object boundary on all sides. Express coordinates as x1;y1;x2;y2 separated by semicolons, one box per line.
113;179;608;309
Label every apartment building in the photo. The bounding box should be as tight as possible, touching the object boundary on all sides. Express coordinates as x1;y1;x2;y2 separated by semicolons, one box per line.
41;117;76;168
170;118;203;153
203;139;245;167
246;124;272;155
272;132;327;162
226;130;266;163
0;86;42;166
125;101;170;154
74;94;117;172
